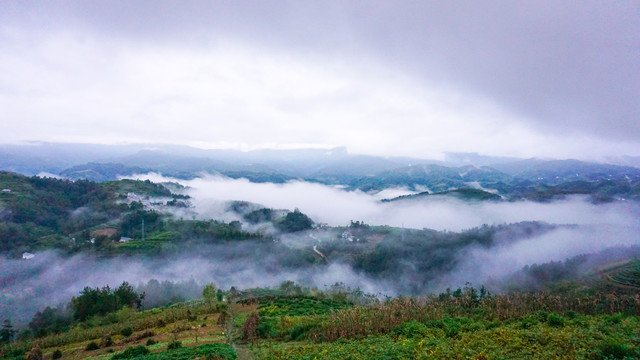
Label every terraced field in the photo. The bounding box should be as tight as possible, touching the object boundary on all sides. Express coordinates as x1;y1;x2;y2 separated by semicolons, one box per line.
1;300;238;360
606;259;640;289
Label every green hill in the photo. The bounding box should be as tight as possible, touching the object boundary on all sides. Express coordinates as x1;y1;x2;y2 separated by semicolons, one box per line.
384;188;502;202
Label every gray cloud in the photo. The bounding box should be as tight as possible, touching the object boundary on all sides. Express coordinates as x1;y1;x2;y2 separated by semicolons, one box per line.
1;2;638;158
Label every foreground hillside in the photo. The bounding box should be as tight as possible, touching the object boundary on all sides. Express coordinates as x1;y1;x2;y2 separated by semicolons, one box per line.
2;272;640;360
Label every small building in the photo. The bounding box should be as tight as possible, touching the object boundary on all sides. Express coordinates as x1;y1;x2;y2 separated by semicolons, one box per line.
119;237;132;243
22;252;35;260
91;228;118;238
341;231;355;242
314;223;329;230
2;189;11;193
127;192;143;201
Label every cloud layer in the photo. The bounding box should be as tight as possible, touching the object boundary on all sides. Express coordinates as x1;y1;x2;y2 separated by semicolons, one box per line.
1;2;639;159
140;174;640;232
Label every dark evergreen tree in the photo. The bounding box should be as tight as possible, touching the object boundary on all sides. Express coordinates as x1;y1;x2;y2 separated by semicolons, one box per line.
0;319;16;343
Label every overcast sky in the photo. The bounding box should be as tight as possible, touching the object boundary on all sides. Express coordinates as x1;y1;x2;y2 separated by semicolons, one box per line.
1;1;638;160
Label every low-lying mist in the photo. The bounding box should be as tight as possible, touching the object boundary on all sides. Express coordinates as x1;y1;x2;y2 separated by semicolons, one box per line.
2;173;639;327
435;224;640;291
0;249;386;327
136;173;640;231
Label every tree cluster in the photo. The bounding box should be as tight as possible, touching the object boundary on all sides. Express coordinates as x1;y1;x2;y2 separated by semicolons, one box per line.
276;209;313;233
69;282;143;321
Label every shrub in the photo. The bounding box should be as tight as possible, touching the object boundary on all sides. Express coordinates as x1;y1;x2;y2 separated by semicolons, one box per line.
146;338;157;346
547;313;565;328
565;310;577;320
241;312;259;342
441;318;462;338
288;323;318;341
393;321;429;338
519;315;538;329
217;311;229;326
596;340;637;359
120;326;133;337
256;322;276;338
215;303;229;312
111;345;150;360
606;313;623;325
205;355;224;360
167;340;182;350
133;330;155;341
85;341;99;351
101;334;113;347
52;349;62;360
26;346;42;360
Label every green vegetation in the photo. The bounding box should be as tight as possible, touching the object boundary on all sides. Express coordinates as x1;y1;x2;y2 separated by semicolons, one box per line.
51;349;62;359
0;172;265;256
384;188;502;202
111;344;150;359
1;319;16;344
0;172;120;254
116;343;236;360
243;208;274;224
608;260;640;289
2;275;640;360
28;307;72;338
275;209;314;233
244;284;640;360
252;296;353;340
102;179;187;199
70;282;142;321
3;170;640;359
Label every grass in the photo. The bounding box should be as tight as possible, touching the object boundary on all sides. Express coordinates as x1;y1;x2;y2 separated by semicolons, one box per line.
251;314;640;360
109;343;236;360
6;279;640;360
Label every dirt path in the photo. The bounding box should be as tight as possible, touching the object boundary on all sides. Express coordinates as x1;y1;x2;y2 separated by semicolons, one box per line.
227;303;258;360
313;245;326;260
310;234;327;263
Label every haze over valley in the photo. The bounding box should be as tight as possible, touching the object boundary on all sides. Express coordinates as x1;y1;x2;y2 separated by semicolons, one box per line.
1;2;639;359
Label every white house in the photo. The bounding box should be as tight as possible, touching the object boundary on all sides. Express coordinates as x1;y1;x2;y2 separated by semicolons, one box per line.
341;231;355;242
22;252;35;260
119;237;132;243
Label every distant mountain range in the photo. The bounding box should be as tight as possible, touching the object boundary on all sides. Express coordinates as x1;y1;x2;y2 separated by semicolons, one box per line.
2;142;640;202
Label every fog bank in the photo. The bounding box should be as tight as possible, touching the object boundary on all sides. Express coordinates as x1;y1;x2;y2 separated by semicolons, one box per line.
132;174;640;231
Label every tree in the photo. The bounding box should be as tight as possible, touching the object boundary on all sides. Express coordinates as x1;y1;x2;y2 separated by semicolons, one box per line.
0;319;16;343
276;209;313;233
28;306;71;337
115;282;143;310
279;280;302;296
202;284;216;309
70;282;142;321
